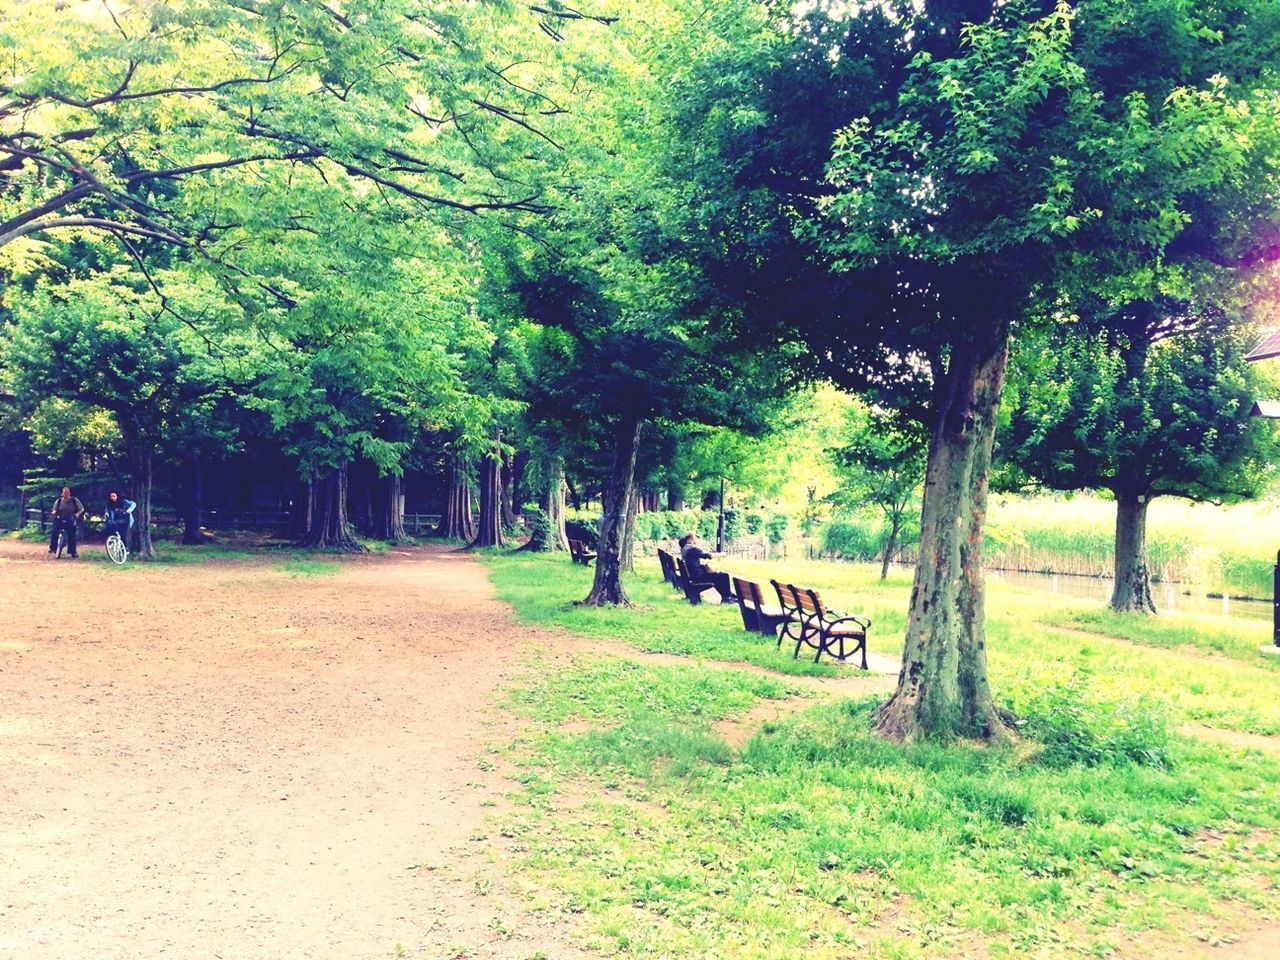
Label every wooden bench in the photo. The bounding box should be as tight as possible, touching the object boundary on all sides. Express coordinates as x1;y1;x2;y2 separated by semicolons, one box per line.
771;580;871;668
674;556;719;605
657;548;680;588
732;577;789;637
568;538;596;565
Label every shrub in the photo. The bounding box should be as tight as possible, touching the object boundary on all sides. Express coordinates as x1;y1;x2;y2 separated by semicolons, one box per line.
1007;667;1172;768
821;518;882;559
566;518;599;549
744;512;764;536
766;512;789;544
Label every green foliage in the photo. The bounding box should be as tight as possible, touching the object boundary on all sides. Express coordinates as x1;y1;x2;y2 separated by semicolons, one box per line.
765;512;789;544
1006;667;1173;768
820;518;885;560
1002;325;1279;505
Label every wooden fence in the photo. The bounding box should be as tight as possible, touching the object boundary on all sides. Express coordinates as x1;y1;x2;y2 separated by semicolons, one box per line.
22;507;442;536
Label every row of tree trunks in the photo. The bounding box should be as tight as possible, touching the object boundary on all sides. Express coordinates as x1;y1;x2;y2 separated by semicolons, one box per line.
583;415;643;606
468;452;506;549
436;454;477;540
302;461;367;551
875;318;1011;744
374;472;409;544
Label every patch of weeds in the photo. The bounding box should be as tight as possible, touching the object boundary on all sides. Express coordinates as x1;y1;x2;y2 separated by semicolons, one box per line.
280;558;341;577
1005;665;1173;768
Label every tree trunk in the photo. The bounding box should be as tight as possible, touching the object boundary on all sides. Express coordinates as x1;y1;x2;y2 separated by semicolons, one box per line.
182;453;204;545
522;454;570;552
880;511;902;581
621;486;639;573
435;455;476;540
583;415;643;606
1110;491;1157;613
302;461;366;551
375;473;409;543
667;486;683;512
875;319;1012;743
468;453;505;548
509;450;530;519
120;418;156;560
500;452;517;528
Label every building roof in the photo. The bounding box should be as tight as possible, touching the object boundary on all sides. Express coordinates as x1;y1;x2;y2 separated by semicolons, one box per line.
1250;400;1280;418
1246;329;1280;362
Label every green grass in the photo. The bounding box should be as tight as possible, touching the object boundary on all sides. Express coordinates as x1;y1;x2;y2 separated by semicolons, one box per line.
482;550;1280;958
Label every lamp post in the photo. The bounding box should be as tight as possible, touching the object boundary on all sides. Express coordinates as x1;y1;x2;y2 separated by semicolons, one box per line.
1246;333;1280;656
716;476;726;553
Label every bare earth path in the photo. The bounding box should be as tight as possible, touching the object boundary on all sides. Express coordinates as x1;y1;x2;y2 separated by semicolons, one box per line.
0;541;589;960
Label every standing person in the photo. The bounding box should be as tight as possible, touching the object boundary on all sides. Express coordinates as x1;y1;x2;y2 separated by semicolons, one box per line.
103;490;136;545
679;531;736;603
48;486;85;558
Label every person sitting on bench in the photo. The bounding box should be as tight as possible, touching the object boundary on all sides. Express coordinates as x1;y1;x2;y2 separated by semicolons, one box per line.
679;532;735;603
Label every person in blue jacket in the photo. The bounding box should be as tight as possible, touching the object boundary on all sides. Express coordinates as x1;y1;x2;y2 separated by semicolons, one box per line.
103;490;136;544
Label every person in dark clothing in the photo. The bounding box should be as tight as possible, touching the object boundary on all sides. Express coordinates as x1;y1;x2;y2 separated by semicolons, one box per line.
679;532;735;602
48;486;85;558
103;490;136;544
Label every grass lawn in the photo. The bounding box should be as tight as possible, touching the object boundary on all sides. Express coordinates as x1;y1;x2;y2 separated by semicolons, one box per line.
484;551;1280;959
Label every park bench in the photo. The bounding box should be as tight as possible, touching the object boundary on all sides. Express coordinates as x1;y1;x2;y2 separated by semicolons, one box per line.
771;580;871;668
674;556;720;605
657;548;680;588
568;538;596;565
732;577;789;638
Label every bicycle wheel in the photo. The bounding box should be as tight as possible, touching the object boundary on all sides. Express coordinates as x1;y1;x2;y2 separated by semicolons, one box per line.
106;534;127;564
56;528;67;558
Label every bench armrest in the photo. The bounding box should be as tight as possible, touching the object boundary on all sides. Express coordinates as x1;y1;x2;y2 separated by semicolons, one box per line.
825;613;871;632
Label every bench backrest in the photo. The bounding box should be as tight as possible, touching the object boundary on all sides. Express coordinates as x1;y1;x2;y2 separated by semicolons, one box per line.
676;556;707;583
658;548;676;580
796;588;827;618
771;579;800;612
733;578;765;609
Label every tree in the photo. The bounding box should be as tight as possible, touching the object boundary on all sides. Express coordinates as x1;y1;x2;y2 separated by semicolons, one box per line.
1003;318;1279;612
668;0;1280;740
831;404;930;581
2;264;222;558
0;0;576;254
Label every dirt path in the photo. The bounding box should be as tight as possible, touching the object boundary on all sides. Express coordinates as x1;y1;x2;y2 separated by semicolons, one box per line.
0;541;589;960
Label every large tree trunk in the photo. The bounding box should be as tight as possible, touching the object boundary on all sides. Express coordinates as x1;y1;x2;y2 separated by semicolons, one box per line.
583;415;643;606
468;453;506;548
182;452;204;545
1110;491;1157;613
666;486;683;512
375;473;408;543
302;461;366;551
435;455;476;540
120;417;155;560
875;320;1012;743
522;454;570;552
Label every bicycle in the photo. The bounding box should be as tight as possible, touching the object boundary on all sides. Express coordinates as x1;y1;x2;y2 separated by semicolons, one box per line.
52;520;76;559
105;530;129;564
